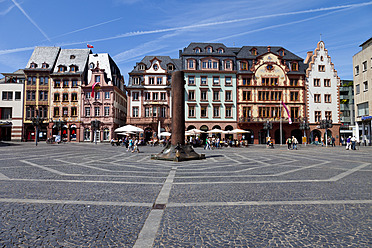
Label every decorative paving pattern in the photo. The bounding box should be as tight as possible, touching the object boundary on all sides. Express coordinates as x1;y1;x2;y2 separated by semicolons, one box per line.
0;143;371;247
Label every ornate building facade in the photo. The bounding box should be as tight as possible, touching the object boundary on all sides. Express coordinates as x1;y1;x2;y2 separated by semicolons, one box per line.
48;49;91;142
237;46;307;144
181;43;238;141
305;41;341;145
80;53;127;142
127;56;180;141
23;47;60;141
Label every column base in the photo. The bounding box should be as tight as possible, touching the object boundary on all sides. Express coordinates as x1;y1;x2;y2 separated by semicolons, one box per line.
151;144;205;162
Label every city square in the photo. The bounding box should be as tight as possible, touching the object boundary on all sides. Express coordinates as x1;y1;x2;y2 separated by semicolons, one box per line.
0;142;370;247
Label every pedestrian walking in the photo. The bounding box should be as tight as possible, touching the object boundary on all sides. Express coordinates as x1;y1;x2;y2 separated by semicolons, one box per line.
132;138;140;153
351;136;356;150
286;137;292;150
204;137;211;150
292;136;298;150
332;137;336;147
346;136;351;150
127;137;134;152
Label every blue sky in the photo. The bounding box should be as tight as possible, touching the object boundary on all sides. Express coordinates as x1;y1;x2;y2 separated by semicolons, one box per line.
0;0;371;82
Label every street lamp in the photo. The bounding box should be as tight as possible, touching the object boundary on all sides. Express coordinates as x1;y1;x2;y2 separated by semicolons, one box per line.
91;119;101;145
263;120;273;138
31;111;44;146
319;119;333;147
299;120;310;146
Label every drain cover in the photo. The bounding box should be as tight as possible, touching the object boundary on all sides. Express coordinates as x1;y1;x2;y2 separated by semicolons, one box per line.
152;203;166;209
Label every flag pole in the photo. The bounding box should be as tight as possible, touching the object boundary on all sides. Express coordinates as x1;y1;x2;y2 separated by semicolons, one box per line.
280;103;282;146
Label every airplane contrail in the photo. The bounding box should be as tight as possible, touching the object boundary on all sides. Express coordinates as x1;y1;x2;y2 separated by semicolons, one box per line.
47;17;123;40
0;46;36;56
1;1;371;54
0;4;15;15
10;0;51;41
210;8;349;42
56;1;372;46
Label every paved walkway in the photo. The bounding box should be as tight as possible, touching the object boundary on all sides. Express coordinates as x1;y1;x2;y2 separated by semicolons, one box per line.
0;142;371;247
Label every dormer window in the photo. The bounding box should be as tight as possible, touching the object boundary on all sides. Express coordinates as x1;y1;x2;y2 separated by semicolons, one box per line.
241;62;248;70
153;64;158;71
217;48;224;54
194;48;201;53
251;48;257;55
42;62;48;69
70;55;75;59
58;66;66;72
30;62;37;69
168;64;174;71
291;62;299;71
278;49;284;56
70;65;78;72
138;64;145;70
206;47;212;53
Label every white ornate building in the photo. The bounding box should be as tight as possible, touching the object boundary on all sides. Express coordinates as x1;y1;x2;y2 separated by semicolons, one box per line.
305;40;341;145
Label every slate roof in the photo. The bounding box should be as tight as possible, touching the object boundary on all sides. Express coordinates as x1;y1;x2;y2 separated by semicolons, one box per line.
181;43;237;56
130;56;181;74
52;49;91;74
25;47;61;71
0;69;25;84
236;46;303;60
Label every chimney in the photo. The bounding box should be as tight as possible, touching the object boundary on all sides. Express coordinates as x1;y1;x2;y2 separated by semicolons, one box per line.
267;46;271;52
304;51;313;64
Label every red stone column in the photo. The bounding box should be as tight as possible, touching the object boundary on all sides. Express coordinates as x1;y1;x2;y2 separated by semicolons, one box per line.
171;71;185;146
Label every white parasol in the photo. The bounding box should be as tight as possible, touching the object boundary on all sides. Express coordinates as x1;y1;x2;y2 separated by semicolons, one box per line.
114;125;144;133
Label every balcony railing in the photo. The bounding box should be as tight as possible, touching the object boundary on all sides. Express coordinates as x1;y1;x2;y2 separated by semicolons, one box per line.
238;116;305;123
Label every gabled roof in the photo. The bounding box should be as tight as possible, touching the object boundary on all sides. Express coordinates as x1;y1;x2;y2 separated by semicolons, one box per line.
52;49;91;74
88;53;113;83
25;47;61;71
130;56;181;73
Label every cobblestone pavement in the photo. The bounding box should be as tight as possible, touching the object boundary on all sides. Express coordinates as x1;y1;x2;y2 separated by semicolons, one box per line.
0;142;371;247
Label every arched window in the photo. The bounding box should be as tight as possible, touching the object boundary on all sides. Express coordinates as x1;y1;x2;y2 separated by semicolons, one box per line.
84;128;91;141
187;125;196;130
206;47;212;53
200;125;209;132
194;48;201;53
103;128;110;141
208;60;212;68
188;59;194;69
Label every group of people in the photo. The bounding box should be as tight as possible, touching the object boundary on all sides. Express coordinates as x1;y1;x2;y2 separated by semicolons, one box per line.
202;137;250;149
111;137;141;153
313;136;336;146
345;136;357;150
286;136;299;150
